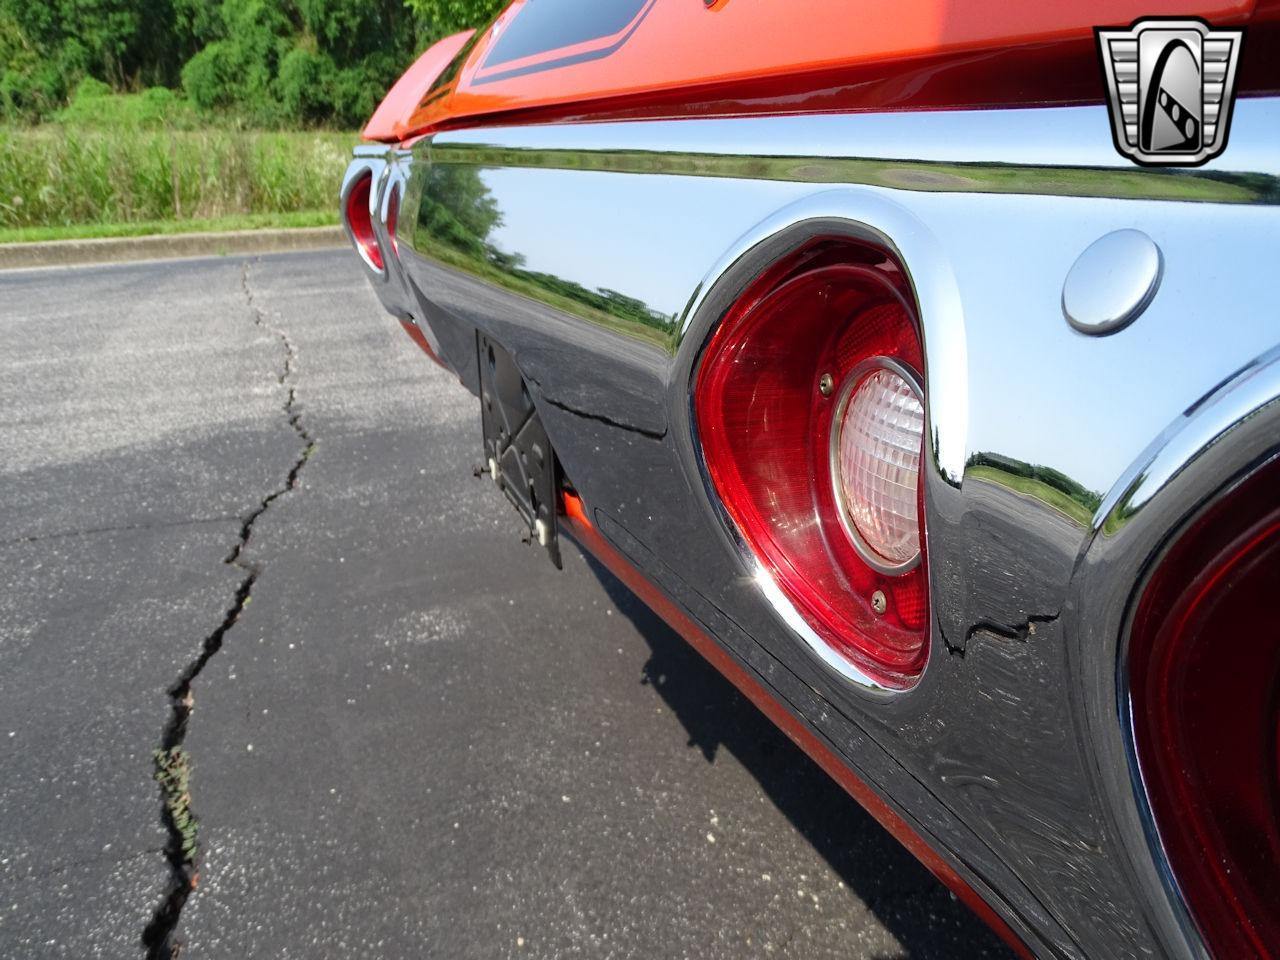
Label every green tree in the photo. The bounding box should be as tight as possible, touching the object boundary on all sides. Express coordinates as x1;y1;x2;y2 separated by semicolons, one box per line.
173;0;224;49
183;0;433;127
181;0;296;122
403;0;505;38
0;0;511;126
420;163;502;259
0;0;199;121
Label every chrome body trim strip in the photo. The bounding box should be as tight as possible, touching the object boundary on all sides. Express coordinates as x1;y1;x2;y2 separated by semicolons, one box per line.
430;98;1280;204
343;99;1280;958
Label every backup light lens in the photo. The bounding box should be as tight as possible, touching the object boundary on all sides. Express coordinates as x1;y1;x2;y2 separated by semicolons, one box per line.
836;364;924;569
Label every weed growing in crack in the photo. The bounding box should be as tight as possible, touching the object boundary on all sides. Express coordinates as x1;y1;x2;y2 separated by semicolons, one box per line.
143;258;316;960
144;576;254;960
154;745;199;869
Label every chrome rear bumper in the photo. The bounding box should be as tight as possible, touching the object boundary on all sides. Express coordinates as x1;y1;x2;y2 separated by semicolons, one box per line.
342;100;1280;959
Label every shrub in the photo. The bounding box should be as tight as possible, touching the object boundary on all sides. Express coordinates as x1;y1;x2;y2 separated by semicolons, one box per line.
277;47;340;126
54;78;202;130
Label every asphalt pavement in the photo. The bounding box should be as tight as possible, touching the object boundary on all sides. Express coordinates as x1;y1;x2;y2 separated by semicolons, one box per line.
0;249;1013;959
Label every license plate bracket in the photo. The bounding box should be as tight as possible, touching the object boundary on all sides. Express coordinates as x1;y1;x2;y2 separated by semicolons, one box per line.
477;333;562;568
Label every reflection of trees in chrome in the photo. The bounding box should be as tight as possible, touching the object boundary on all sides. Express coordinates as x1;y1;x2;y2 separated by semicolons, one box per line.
431;144;1277;205
416;163;673;340
966;451;1102;526
1194;170;1280;204
418;164;504;261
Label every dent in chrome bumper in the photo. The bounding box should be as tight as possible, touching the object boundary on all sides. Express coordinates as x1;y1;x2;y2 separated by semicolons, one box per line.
343;100;1280;959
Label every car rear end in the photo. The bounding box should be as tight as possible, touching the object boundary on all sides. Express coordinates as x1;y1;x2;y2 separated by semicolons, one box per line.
340;6;1280;957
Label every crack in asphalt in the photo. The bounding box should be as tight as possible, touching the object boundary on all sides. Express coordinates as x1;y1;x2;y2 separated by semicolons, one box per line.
142;260;316;960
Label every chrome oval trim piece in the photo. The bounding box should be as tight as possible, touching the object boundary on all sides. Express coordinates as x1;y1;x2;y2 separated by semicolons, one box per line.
342;147;426;328
377;150;414;291
828;356;926;576
1063;229;1163;336
750;563;897;693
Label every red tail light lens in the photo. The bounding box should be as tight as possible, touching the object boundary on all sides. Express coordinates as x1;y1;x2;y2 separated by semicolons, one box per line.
1129;457;1280;958
346;171;383;271
695;239;929;690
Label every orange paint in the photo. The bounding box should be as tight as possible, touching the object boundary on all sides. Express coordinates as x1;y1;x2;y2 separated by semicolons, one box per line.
398;319;448;370
559;491;1034;959
364;30;475;142
397;0;1257;136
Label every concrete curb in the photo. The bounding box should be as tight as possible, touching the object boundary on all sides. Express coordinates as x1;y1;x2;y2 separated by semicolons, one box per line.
0;226;347;270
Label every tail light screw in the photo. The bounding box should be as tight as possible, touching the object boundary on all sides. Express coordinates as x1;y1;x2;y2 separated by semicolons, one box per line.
871;590;888;615
818;373;835;397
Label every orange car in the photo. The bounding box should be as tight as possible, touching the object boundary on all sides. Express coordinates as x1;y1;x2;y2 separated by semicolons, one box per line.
341;3;1280;957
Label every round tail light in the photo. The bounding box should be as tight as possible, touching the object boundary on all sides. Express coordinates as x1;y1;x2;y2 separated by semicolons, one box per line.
1129;456;1280;958
695;239;929;691
345;171;384;272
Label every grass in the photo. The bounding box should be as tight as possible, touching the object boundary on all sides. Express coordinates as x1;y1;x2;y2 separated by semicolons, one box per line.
0;125;356;242
0;210;338;243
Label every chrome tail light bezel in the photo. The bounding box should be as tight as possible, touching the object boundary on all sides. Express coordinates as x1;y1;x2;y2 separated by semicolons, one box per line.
341;146;413;282
691;236;932;693
340;149;389;277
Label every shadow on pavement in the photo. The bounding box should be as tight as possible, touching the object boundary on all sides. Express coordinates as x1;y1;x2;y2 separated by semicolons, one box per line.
581;553;1016;960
